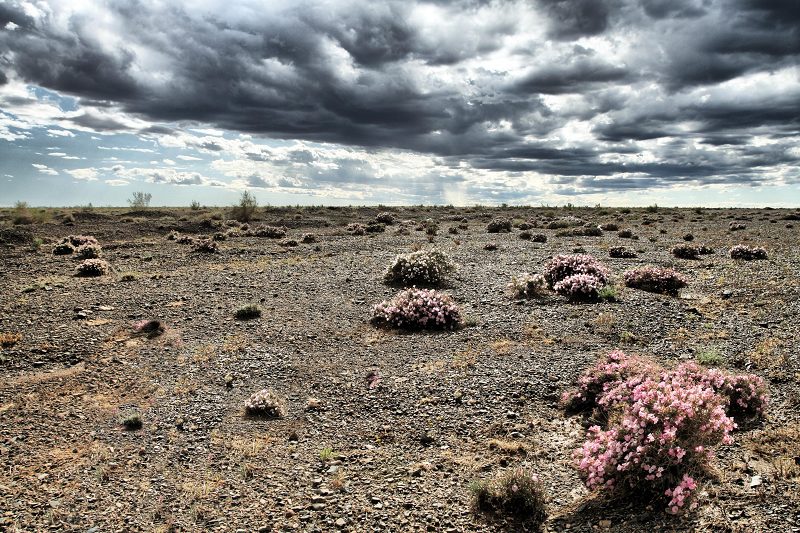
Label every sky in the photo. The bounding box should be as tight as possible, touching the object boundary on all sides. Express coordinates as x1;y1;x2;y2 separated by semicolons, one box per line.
0;0;798;207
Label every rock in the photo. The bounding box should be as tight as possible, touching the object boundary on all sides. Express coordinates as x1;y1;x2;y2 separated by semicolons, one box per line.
335;518;347;527
750;475;762;488
599;519;612;528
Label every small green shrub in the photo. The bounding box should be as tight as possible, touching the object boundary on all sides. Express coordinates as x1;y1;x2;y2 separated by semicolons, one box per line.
696;347;724;366
235;304;262;320
471;468;547;528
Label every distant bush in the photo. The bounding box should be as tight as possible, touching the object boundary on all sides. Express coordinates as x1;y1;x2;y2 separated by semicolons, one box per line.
384;249;456;287
553;273;605;301
729;222;746;231
75;258;110;277
366;222;386;233
600;223;619;231
75;243;102;259
166;230;179;241
176;234;195;245
530;233;547;243
484;241;498;250
63;235;98;247
697;244;714;255
471;468;547;528
244;388;286;418
623;266;688;295
487;218;512;233
375;212;395;224
251;225;287;238
543;254;610;288
190;200;201;211
52;242;75;255
608;246;636;258
128;192;152;209
300;233;316;244
192;238;219;253
617;229;635;239
346;222;366;236
372;288;463;330
729;244;767;260
231;191;258;222
546;216;583;230
507;273;547;299
235;304;262;320
671;243;699;259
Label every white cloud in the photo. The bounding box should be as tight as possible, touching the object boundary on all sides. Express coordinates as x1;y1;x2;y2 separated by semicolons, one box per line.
66;168;99;181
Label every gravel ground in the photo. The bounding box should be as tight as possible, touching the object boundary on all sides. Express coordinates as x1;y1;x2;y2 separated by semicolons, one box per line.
1;205;799;532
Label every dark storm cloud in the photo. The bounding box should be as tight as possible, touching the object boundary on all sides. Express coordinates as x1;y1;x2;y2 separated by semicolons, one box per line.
1;0;798;196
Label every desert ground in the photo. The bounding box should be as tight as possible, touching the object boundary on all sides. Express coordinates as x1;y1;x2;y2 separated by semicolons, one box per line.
1;204;799;532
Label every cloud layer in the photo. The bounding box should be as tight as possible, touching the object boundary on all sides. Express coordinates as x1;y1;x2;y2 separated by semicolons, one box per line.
1;0;798;204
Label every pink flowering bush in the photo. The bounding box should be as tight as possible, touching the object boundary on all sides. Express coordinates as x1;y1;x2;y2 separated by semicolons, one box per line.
543;254;610;288
623;266;688;296
566;351;768;513
192;238;219;253
250;225;287;238
372;288;463;330
64;235;98;247
75;258;110;277
384;249;456;287
75;243;102;259
729;244;767;260
52;242;75;255
507;273;547;299
553;273;605;301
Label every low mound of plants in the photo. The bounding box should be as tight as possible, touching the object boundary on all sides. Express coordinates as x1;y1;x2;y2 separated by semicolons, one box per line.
372;288;463;330
543;254;610;288
507;273;546;299
487;218;512;233
52;242;75;255
75;243;102;259
553;273;605;301
250;225;288;238
623;266;688;295
75;258;110;277
192;238;219;253
564;350;767;514
470;468;547;528
729;244;767;260
384;249;456;287
244;388;286;418
671;244;699;259
608;246;636;258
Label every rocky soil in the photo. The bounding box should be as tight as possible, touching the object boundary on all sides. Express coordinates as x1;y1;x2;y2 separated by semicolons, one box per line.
1;205;799;532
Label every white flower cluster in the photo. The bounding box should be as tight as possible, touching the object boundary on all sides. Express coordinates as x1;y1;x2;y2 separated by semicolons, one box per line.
384;249;456;286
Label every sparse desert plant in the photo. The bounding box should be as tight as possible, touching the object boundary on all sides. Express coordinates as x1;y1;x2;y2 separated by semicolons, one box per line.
729;245;767;260
507;273;547;299
484;241;498;250
300;233;316;244
231;191;258;222
623;266;688;295
281;238;298;247
75;243;102;259
470;468;547;528
319;447;334;462
212;232;227;241
120;412;143;430
729;222;746;231
530;233;547;243
608;246;637;259
234;304;262;320
697;245;714;255
543;254;610;288
375;212;395;224
192;239;218;253
487;218;512;233
12;201;33;225
617;229;634;238
190;200;201;211
52;242;75;255
696;347;724;366
63;235;98;247
553;274;605;301
372;288;463;330
132;319;165;338
346;222;366;235
366;222;386;233
384;249;456;287
671;243;699;259
75;258;110;277
547;216;583;229
251;225;287;238
0;332;22;348
166;230;179;240
176;234;195;245
244;388;286;418
598;285;618;301
519;230;532;240
128;191;152;209
600;223;619;231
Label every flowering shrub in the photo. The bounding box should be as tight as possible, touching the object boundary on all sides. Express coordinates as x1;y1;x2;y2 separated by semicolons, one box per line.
543;254;610;288
192;238;219;253
553;273;604;301
507;273;547;299
244;388;286;418
75;258;110;277
53;242;75;255
346;222;366;235
375;212;395;224
547;216;583;229
623;266;688;295
566;351;768;513
671;244;699;259
384;249;456;286
75;243;102;259
372;288;463;330
487;218;512;233
697;245;714;255
608;246;636;259
65;235;98;247
471;468;547;527
251;225;287;238
729;244;767;260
